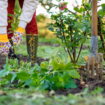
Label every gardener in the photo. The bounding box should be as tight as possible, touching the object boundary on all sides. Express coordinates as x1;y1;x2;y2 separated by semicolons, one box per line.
0;0;39;66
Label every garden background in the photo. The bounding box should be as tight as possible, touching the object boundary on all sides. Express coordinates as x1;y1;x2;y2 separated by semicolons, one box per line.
0;0;105;105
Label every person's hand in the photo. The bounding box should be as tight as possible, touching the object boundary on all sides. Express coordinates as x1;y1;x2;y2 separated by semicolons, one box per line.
12;27;25;45
0;34;11;56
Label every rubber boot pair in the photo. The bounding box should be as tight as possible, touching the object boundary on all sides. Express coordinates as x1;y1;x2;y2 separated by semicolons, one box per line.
0;35;38;69
9;35;38;66
26;35;38;66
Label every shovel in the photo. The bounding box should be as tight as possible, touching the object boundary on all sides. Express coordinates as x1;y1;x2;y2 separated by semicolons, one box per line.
84;0;100;78
86;0;103;79
91;0;98;56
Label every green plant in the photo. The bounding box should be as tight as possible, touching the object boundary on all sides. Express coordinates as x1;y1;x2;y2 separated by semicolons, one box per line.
0;57;80;90
98;3;105;58
49;1;91;63
8;0;21;32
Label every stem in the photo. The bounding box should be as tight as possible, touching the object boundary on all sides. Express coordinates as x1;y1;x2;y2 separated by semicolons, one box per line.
70;30;76;63
67;9;77;15
76;10;87;62
62;26;73;62
60;13;73;62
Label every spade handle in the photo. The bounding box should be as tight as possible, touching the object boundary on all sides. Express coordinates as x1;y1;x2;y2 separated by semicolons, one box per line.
92;0;98;36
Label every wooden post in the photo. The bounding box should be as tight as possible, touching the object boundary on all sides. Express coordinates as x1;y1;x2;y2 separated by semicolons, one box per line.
92;0;98;36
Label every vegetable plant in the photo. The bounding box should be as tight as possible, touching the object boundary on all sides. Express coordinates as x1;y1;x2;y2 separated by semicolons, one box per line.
0;58;80;90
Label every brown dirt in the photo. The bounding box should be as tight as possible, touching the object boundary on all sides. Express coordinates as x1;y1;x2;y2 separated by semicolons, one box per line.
55;79;105;95
16;54;49;65
39;42;60;47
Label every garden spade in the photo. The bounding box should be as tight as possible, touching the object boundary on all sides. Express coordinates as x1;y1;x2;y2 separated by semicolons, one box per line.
84;0;103;79
91;0;98;56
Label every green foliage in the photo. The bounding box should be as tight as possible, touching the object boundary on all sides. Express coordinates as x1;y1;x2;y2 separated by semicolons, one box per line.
48;1;91;63
36;14;55;38
91;87;104;95
36;14;46;22
0;58;80;90
8;0;21;31
98;4;105;57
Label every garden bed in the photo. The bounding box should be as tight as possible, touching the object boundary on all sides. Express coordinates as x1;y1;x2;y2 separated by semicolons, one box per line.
7;54;105;96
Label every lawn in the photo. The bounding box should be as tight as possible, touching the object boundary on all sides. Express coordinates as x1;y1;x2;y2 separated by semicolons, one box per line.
0;87;105;105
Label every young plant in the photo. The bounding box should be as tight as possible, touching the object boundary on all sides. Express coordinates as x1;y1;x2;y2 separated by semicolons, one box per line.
0;58;80;90
49;1;91;63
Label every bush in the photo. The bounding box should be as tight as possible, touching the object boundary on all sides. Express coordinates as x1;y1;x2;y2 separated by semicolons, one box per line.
49;1;91;63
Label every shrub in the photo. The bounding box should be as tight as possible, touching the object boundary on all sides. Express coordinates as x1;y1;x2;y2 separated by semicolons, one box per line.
49;1;91;63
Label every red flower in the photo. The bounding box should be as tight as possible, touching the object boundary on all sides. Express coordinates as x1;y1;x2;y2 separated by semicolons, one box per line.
59;2;67;10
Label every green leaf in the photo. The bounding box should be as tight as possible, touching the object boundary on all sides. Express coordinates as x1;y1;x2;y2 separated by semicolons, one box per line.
17;71;30;81
65;79;77;89
0;70;10;78
24;79;33;86
11;72;17;83
68;70;80;79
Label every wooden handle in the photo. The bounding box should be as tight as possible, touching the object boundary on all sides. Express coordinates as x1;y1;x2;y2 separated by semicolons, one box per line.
92;0;98;36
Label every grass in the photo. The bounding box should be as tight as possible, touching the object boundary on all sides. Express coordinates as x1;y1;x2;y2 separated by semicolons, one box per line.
15;36;90;61
0;88;105;105
15;37;61;57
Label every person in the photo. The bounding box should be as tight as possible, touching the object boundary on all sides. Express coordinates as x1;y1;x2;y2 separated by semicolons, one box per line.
0;0;39;67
